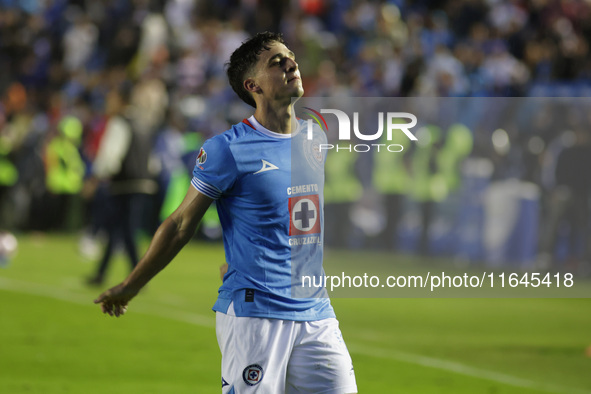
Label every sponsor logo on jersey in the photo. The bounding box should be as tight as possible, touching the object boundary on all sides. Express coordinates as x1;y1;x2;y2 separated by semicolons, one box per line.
289;236;321;246
254;159;279;174
242;364;264;386
287;183;319;195
289;194;321;235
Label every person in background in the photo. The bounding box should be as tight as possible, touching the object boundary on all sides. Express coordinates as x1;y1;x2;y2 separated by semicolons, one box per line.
86;84;158;285
43;115;86;230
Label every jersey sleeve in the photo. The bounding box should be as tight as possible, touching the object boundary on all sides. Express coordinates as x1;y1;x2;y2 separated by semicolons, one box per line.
191;136;237;200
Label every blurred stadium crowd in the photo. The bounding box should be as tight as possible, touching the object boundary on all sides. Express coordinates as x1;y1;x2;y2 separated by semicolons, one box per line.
1;0;591;272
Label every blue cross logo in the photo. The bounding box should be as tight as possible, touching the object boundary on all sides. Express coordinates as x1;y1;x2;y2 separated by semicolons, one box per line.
294;201;315;229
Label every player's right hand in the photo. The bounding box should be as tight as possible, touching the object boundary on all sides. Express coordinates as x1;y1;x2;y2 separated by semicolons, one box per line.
94;283;139;317
220;263;228;281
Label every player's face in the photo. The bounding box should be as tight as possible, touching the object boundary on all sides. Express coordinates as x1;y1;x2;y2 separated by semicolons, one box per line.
248;42;303;104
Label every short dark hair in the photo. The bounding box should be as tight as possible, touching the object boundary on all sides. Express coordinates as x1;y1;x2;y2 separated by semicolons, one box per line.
226;32;285;108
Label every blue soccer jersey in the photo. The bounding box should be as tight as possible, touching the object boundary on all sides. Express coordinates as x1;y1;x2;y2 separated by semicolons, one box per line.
192;115;335;321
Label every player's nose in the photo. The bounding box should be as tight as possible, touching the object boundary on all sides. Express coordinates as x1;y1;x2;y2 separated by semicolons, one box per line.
285;57;298;73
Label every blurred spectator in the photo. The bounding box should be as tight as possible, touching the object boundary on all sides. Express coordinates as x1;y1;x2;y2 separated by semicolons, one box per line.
87;85;159;285
43;115;86;230
62;10;98;72
538;128;591;270
480;42;530;95
416;44;469;96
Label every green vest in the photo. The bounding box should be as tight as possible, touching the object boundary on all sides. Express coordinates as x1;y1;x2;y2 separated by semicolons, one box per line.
437;123;473;192
373;127;412;194
45;136;86;194
411;125;447;202
324;148;362;203
0;156;18;186
0;131;18;186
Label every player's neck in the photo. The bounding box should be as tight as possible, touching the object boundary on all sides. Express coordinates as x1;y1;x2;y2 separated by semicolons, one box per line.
253;103;297;134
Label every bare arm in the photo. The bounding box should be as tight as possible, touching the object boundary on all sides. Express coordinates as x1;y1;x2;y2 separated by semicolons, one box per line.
94;186;213;316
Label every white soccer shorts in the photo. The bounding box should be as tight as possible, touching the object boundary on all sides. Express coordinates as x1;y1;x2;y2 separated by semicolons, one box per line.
216;304;357;393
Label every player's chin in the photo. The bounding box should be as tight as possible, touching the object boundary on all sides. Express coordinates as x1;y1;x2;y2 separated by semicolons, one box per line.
291;85;304;98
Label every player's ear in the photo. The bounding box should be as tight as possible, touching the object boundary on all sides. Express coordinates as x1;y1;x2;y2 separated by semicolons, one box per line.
244;78;261;94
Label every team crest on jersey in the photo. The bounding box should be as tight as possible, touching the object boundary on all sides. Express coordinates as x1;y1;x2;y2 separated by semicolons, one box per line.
302;134;324;172
196;147;207;166
289;194;321;235
242;364;264;386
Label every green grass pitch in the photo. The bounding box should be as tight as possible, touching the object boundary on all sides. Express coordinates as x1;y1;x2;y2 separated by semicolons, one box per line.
0;234;590;393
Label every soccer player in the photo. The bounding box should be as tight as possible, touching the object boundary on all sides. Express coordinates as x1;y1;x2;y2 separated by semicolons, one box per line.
94;32;358;394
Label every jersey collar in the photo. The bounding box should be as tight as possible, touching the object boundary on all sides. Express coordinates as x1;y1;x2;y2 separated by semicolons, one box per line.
245;115;301;139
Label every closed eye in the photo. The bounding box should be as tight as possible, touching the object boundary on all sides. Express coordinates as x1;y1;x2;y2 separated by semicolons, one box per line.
268;52;296;67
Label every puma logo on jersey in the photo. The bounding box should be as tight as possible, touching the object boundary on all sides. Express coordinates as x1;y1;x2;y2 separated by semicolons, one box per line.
254;160;279;174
